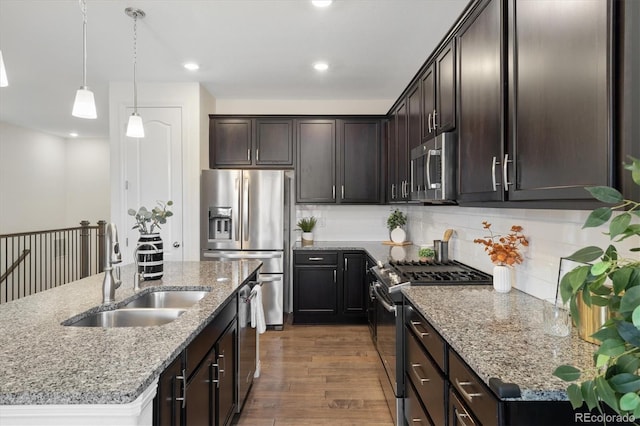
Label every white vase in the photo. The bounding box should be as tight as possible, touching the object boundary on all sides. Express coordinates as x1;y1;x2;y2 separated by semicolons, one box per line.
493;264;511;293
302;232;313;243
390;227;406;243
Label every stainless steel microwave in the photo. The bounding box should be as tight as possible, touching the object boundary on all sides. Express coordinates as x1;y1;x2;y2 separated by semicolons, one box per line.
410;132;457;203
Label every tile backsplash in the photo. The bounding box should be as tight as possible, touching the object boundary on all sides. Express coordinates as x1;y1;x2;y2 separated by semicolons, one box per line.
295;204;638;301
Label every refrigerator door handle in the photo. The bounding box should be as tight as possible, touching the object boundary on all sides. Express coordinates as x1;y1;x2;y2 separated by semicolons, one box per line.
243;176;250;242
235;177;241;242
258;275;283;282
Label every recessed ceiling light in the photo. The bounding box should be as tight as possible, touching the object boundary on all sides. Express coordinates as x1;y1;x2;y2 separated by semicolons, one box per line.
184;62;200;71
313;62;329;71
312;0;333;7
69;132;79;138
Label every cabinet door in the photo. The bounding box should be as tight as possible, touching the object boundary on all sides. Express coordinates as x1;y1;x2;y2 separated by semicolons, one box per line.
507;0;612;200
456;0;504;203
395;101;410;201
255;119;293;166
435;41;456;134
154;354;184;426
339;120;381;204
185;351;214;426
407;82;422;152
210;118;252;167
342;252;367;315
387;112;398;202
294;267;337;317
421;65;436;141
215;322;237;426
296;120;336;203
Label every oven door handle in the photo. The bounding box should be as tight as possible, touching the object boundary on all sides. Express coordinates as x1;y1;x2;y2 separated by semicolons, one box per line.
373;283;397;314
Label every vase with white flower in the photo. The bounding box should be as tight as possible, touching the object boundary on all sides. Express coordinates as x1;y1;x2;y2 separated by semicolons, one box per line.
474;221;528;292
128;200;173;280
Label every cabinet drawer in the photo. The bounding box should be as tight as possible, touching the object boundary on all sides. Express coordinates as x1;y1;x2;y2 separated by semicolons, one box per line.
449;387;479;426
406;305;446;372
294;251;338;265
449;350;499;426
405;377;434;426
406;330;446;426
406;333;446;425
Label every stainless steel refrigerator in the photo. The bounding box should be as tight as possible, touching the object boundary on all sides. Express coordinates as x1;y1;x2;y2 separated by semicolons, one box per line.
200;169;290;329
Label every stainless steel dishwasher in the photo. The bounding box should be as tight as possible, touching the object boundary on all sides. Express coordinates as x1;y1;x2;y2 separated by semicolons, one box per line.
237;281;258;412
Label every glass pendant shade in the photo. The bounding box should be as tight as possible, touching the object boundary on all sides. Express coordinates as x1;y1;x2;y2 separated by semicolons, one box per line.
0;50;7;87
126;113;145;138
72;86;97;119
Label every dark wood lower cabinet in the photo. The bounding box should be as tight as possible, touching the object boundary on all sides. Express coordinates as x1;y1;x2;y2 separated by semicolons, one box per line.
293;250;368;324
154;296;238;426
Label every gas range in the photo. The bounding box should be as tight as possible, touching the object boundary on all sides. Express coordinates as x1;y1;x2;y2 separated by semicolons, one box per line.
371;259;492;293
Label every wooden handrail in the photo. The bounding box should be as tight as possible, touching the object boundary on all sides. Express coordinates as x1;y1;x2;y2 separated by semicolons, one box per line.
0;249;31;284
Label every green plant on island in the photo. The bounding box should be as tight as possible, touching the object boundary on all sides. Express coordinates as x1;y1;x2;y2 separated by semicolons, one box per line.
387;209;407;231
553;157;640;418
128;200;174;234
296;217;317;233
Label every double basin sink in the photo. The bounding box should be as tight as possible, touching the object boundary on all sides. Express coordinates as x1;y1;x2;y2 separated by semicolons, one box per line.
65;290;209;328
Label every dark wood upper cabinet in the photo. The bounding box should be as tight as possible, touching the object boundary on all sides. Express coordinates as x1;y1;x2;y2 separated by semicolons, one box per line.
456;0;504;203
435;41;456;134
210;118;252;166
255;119;293;166
210;117;293;168
506;0;613;201
407;82;422;152
338;119;382;204
296;119;336;203
390;101;410;201
420;66;436;141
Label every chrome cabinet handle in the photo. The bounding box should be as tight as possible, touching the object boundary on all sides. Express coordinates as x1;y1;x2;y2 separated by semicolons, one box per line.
503;154;513;192
219;351;226;376
491;156;501;191
433;109;438;129
455;408;475;426
409;320;429;338
308;257;324;261
212;362;220;388
256;148;259;162
341;185;345;199
427;113;432;133
333;269;337;282
332;185;336;200
247;148;250;161
344;257;348;271
391;183;396;199
175;369;187;409
411;363;430;385
455;378;483;403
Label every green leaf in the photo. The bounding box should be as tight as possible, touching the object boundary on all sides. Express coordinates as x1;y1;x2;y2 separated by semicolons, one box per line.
570;296;581;328
563;266;591;293
567;247;604;263
610;213;633;239
590;261;611;276
586;186;623;204
591;295;610;307
596;354;610;368
581;380;598;411
553;365;582;381
595;376;619;412
634;307;640;329
617;354;640;375
620;392;640;412
127;208;136;215
592;326;621;343
567;383;584;410
624;157;640;186
620;286;640;315
583;207;613;228
613;268;634;295
617;321;640;347
596;338;626;357
610;373;640;394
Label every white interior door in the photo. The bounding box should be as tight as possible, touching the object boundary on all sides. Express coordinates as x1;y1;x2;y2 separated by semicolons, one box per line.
123;107;183;263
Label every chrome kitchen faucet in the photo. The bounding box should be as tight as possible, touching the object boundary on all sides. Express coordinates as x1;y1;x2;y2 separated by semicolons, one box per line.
102;223;122;303
133;242;158;292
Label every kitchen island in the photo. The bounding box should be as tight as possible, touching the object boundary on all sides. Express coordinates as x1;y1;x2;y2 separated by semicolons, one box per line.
0;260;261;425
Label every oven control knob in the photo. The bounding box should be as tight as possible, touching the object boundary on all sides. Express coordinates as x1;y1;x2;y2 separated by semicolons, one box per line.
389;273;399;283
377;261;384;269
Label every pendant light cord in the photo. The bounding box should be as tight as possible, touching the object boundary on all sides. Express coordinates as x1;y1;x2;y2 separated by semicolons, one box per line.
132;12;138;114
80;0;87;88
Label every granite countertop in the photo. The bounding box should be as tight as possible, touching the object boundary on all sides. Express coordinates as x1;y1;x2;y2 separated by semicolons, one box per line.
402;286;597;401
0;260;261;406
293;240;420;264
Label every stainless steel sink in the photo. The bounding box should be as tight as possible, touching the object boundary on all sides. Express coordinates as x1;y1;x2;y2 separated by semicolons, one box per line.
122;290;209;309
65;308;186;327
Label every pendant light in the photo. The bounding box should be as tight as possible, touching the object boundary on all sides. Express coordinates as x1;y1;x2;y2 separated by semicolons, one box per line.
0;50;8;87
72;0;97;119
125;7;145;138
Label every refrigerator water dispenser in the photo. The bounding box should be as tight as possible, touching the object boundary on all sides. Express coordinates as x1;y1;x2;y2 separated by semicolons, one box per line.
209;207;232;240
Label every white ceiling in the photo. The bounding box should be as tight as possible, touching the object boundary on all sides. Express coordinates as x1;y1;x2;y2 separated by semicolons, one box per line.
0;0;469;139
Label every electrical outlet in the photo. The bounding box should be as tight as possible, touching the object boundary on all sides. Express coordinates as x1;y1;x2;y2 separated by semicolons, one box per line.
317;217;326;228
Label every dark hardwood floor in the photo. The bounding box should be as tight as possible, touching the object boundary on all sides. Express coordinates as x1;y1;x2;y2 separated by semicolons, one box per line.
232;322;394;426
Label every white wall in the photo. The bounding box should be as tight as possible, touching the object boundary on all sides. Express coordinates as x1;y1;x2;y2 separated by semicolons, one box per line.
295;203;639;302
0;122;109;234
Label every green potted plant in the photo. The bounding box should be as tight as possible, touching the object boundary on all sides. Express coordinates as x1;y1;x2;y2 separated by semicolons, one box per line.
128;200;173;280
418;247;435;262
553;158;640;418
297;216;317;244
387;209;407;243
